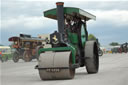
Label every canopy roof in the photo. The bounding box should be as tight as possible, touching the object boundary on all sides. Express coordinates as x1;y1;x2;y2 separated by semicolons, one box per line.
44;7;96;21
8;37;44;42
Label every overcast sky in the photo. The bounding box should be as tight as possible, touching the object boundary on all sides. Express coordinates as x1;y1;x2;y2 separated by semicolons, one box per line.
1;0;128;46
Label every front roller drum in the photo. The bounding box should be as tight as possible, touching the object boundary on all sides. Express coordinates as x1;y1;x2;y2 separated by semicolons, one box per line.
38;51;75;80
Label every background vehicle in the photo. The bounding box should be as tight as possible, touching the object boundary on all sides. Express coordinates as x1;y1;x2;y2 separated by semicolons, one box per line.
9;34;45;62
0;46;12;62
120;42;128;53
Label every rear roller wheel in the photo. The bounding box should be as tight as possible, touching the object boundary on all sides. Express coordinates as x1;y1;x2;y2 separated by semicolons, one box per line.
13;52;19;63
23;51;32;62
98;49;103;56
85;41;99;73
38;51;75;80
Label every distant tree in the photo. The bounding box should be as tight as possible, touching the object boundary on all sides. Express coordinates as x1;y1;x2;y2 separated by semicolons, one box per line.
109;42;119;46
88;34;101;46
88;34;96;41
0;44;4;46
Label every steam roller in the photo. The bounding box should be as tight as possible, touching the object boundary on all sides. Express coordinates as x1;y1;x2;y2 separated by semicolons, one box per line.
35;2;99;80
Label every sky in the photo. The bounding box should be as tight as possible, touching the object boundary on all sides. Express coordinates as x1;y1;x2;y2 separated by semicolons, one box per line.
1;0;128;46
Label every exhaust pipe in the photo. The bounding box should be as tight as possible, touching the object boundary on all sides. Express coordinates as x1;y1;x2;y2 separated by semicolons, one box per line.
50;2;65;45
56;2;65;34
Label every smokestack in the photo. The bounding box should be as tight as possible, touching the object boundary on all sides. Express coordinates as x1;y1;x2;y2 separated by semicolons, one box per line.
56;2;65;33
